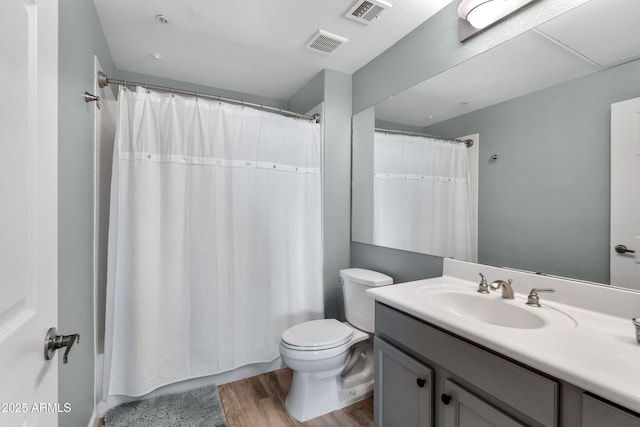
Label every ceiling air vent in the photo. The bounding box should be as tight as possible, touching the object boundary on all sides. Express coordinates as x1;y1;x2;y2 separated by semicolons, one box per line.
305;30;348;54
345;0;392;25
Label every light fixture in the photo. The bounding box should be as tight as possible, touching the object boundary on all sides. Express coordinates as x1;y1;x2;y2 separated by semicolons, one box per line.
458;0;534;30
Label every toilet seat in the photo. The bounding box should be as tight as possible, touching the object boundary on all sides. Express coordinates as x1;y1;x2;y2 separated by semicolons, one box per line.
281;319;354;351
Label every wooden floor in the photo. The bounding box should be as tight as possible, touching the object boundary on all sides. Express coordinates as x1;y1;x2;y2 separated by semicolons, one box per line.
218;368;374;427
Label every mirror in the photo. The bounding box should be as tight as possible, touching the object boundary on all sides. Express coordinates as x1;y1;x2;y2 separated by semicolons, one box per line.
352;0;640;290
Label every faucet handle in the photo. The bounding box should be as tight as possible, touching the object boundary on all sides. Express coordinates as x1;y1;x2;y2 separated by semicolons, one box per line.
526;288;555;307
477;273;489;294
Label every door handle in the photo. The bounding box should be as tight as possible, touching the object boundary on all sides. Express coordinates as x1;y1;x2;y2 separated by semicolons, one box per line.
615;244;636;254
44;328;80;364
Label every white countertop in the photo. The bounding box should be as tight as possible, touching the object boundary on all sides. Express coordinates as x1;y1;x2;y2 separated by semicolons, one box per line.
366;259;640;413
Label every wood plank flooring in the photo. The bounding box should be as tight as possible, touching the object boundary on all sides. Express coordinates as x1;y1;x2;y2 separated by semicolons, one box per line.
218;368;374;427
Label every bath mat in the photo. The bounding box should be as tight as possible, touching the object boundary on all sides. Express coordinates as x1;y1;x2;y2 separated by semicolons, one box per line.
104;385;227;427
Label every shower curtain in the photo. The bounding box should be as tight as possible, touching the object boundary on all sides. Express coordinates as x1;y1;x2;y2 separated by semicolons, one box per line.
102;87;323;398
373;132;476;261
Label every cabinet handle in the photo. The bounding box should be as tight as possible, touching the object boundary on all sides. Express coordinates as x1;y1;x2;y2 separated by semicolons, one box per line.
416;378;426;388
441;394;452;405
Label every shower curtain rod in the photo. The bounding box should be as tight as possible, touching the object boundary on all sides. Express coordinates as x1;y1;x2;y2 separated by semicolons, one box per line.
97;71;321;124
375;127;474;147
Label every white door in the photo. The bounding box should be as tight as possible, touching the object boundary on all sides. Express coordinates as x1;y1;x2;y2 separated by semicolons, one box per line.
611;97;640;290
0;0;59;426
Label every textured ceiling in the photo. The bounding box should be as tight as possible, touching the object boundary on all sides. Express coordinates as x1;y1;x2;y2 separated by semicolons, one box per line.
94;0;454;100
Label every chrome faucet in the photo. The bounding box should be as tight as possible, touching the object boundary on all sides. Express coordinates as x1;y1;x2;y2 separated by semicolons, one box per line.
477;273;490;294
490;279;514;299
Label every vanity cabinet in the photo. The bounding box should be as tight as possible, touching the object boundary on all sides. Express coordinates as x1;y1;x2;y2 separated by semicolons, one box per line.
374;302;640;427
374;302;559;427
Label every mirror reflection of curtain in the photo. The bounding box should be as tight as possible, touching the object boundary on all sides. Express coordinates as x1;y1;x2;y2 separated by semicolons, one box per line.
373;132;476;261
102;87;323;399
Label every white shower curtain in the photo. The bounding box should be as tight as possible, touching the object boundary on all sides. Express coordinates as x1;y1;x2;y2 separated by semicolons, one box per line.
373;132;476;261
102;87;323;398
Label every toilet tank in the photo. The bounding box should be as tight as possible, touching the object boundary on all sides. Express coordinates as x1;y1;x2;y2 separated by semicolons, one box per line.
340;268;393;333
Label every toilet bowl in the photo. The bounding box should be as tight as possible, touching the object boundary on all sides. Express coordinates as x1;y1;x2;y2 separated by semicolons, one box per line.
279;268;393;422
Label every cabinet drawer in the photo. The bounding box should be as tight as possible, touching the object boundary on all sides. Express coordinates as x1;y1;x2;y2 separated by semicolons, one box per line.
376;303;559;427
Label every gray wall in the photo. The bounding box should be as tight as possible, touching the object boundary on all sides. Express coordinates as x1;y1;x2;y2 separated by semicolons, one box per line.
424;58;640;284
351;242;443;284
288;70;325;115
289;70;354;321
58;0;116;425
351;107;375;244
322;70;353;320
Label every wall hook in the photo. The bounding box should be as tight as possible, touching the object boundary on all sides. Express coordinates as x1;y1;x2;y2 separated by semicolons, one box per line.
490;154;499;161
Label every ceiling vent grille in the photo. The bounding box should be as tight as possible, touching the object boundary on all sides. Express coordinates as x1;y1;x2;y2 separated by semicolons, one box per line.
345;0;392;25
305;30;348;54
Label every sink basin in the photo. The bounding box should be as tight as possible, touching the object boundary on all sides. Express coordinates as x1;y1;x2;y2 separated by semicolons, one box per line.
416;286;576;329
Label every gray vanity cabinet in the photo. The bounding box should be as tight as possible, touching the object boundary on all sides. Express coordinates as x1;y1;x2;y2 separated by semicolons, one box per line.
374;336;434;426
374;302;559;427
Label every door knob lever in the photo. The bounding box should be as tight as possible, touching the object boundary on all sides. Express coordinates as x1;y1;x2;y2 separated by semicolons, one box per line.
44;328;80;364
615;244;635;254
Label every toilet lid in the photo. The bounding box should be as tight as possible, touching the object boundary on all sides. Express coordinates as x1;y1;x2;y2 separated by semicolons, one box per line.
282;319;354;350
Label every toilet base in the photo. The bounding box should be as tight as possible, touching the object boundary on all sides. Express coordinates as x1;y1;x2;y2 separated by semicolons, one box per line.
285;370;373;422
284;341;374;422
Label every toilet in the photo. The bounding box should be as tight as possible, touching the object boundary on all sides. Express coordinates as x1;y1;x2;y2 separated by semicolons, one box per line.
279;268;393;421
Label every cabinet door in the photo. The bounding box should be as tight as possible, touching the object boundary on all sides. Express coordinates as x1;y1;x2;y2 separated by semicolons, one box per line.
375;337;434;427
583;394;640;427
442;380;526;427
